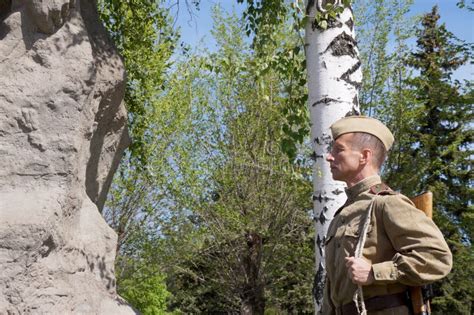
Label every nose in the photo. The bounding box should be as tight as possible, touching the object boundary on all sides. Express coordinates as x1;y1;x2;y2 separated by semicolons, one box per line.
326;153;334;162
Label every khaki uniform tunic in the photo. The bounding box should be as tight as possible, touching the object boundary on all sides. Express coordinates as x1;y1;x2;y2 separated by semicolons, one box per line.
322;175;452;315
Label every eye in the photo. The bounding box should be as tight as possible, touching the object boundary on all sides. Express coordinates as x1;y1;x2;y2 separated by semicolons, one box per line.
333;146;343;153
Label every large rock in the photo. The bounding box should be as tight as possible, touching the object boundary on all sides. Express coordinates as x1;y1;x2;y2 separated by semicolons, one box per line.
0;0;135;313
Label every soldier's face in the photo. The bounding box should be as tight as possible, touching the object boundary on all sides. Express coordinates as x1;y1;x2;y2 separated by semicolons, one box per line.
326;133;363;183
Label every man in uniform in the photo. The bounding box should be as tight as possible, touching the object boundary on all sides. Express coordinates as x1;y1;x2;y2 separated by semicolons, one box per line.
322;116;452;315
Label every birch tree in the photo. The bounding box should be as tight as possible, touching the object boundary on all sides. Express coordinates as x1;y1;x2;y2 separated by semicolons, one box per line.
304;0;362;312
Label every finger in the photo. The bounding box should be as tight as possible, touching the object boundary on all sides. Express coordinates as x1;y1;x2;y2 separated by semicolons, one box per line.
345;257;353;267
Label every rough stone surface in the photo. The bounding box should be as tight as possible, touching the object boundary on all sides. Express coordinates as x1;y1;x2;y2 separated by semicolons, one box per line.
0;1;135;313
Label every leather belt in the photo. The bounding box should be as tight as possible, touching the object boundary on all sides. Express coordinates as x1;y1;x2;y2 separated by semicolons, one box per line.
339;292;408;315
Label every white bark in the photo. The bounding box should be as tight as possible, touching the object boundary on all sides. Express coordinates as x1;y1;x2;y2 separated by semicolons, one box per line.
304;2;362;313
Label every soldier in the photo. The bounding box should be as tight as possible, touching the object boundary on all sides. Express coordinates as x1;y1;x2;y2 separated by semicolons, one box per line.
322;116;452;315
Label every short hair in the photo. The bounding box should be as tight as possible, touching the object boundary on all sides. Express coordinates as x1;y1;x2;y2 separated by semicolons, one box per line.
351;132;387;169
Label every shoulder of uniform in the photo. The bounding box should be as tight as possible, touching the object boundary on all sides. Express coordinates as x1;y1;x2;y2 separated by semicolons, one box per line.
369;183;397;195
377;191;417;212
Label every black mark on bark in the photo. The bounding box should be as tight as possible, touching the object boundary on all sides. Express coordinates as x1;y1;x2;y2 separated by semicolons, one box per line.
313;97;339;107
352;95;359;109
340;60;361;89
313;193;334;203
328;19;343;28
314;134;332;145
324;32;358;58
313;263;326;302
306;0;315;15
318;211;327;224
345;18;354;31
310;151;324;161
316;234;323;250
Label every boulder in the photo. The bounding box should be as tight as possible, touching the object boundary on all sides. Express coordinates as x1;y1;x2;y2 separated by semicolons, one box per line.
0;0;135;313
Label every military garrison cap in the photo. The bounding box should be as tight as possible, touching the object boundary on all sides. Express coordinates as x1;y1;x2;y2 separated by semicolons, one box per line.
330;116;394;150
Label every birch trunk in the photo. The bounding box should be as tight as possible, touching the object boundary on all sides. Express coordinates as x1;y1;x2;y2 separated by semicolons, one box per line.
304;1;362;313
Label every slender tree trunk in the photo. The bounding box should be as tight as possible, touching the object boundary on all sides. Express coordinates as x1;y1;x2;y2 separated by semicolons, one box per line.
304;1;362;313
241;232;265;315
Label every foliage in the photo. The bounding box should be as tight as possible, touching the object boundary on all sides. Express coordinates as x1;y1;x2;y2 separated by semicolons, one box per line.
237;0;309;161
99;1;315;312
97;0;183;312
104;60;214;312
311;0;351;30
457;0;474;11
119;269;171;315
402;5;472;240
97;0;177;165
355;0;416;116
162;7;315;313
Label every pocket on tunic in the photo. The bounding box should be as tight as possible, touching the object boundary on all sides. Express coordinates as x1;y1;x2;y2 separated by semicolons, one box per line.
345;225;360;237
343;224;373;254
345;223;373;237
343;225;360;253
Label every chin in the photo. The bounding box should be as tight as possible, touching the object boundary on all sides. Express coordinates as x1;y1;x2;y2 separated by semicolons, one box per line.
331;172;347;183
333;176;344;182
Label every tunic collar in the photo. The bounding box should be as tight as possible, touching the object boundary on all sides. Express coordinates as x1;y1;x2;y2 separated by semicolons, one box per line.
345;175;381;201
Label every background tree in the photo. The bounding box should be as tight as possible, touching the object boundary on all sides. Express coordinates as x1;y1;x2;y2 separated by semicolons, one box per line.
164;8;315;314
97;1;184;313
103;62;212;314
99;2;316;312
355;0;416;116
97;0;177;164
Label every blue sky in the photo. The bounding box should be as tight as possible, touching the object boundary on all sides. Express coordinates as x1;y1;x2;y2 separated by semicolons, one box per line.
175;0;473;81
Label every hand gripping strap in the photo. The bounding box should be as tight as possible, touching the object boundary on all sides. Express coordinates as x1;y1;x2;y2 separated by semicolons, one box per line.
352;183;396;315
352;195;379;315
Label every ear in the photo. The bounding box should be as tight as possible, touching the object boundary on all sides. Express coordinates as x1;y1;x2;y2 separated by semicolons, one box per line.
360;148;372;166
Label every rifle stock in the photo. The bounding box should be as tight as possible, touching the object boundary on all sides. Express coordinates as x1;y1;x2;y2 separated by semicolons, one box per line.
410;192;433;219
409;191;433;315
